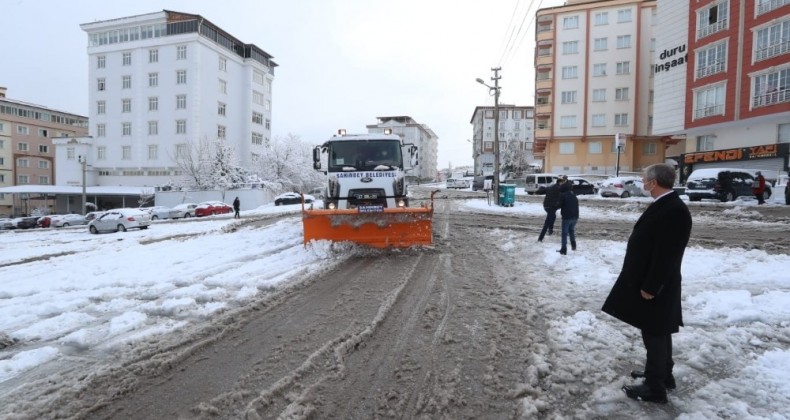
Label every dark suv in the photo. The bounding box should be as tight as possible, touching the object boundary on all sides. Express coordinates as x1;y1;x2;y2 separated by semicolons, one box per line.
472;175;494;191
686;169;771;202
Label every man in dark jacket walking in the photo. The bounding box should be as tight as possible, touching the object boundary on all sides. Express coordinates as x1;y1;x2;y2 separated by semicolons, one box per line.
556;182;579;255
233;197;241;219
602;163;692;404
753;171;766;205
538;177;565;242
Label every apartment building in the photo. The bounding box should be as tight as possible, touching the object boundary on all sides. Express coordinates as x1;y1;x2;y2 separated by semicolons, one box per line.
77;10;277;188
366;116;439;181
654;0;790;180
469;105;536;176
0;87;89;216
534;0;670;175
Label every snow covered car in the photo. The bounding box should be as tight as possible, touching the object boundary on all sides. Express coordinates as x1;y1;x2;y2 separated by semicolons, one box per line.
85;211;106;222
566;176;598;195
141;206;171;220
274;192;315;206
194;201;233;217
53;214;88;227
88;209;151;233
169;203;198;219
598;176;647;198
446;178;470;189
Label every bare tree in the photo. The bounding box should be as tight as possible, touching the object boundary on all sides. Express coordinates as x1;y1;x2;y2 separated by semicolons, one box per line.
253;134;325;192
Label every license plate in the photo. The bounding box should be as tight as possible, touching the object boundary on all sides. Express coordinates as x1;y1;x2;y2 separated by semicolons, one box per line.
356;193;378;199
358;205;384;213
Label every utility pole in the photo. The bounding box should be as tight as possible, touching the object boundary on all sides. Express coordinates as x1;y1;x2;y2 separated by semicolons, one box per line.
477;67;502;201
79;155;87;215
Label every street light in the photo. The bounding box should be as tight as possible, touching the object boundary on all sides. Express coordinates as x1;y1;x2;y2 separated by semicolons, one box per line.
476;69;502;201
78;155;87;215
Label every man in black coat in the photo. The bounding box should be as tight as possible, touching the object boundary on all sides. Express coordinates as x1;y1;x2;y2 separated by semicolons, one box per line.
538;176;565;242
233;197;241;219
602;163;692;404
556;182;579;255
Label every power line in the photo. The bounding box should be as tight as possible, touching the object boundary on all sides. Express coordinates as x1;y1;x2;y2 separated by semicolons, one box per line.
496;0;523;65
501;0;546;68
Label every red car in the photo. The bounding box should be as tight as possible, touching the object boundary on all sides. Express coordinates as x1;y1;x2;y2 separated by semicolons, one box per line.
194;201;233;217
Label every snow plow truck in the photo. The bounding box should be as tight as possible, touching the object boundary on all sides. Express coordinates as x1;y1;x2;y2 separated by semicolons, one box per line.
302;129;434;248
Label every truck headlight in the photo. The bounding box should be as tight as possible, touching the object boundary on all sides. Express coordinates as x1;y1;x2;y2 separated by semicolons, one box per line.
397;199;406;207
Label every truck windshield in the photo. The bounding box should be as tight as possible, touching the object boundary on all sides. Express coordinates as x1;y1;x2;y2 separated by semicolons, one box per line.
328;140;403;172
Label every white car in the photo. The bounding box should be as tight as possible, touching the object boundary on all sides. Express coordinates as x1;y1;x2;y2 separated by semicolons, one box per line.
598;176;647;198
169;203;198;219
53;214;88;227
141;206;171;220
88;209;151;234
446;178;470;189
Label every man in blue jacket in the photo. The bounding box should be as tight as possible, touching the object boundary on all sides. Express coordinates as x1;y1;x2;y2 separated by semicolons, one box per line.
602;163;692;404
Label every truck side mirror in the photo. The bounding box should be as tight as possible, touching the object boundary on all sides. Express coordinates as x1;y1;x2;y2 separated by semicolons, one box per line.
313;147;322;170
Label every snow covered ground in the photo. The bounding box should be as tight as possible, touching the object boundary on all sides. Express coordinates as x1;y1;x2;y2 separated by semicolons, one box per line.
0;196;788;418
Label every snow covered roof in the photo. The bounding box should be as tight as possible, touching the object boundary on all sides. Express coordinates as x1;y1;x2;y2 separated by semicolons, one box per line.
0;185;154;195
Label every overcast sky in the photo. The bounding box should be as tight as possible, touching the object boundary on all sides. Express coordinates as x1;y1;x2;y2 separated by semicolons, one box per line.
1;0;564;171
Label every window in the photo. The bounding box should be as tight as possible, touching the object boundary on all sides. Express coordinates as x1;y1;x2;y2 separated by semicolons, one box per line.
148;97;158;111
591;114;606;127
98;146;106;160
97;100;106;114
650;38;656;52
122;75;131;89
17;175;29;184
513;110;522;120
562;41;579;54
122;99;131;113
148;145;158;160
559;142;575;154
616;61;631;74
757;0;790;15
219;57;227;71
253;91;265;105
148;121;158;135
176;143;187;158
695;84;725;118
122;52;131;66
594;38;608;51
17;141;28;151
17;125;29;135
252;111;263;125
697;135;716;151
39;145;49;153
217;102;227;117
219;79;227;94
562;66;578;79
616;88;630;101
122;146;131;160
617;9;632;23
265;99;271;112
176;95;187;109
697;1;729;39
253;69;265;85
752;68;788;107
589;142;603;153
643;142;657;155
39;160;50;169
38;128;48;138
252;132;263;145
563;16;579;29
265;79;272;93
561;91;577;104
615;113;629;126
176;120;186;134
649;90;655;103
97;124;106;137
592;88;607;102
149;49;158;63
617;35;632;49
17;158;29;168
39;176;50;185
176;70;187;84
67;147;75;159
97;55;106;68
560;115;577;128
595;12;609;26
97;78;106;91
697;42;727;78
217;125;226;138
593;63;607;76
754;20;790;62
265;119;271;130
122;122;132;136
177;45;187;60
149;72;158;87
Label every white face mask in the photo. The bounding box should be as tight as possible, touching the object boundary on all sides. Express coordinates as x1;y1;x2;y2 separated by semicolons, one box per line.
642;179;654;194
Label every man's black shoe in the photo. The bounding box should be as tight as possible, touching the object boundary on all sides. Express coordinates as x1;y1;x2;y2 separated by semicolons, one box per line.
622;384;667;404
630;370;676;390
557;248;567;255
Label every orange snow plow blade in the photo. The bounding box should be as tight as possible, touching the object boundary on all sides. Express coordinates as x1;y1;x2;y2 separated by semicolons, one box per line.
302;206;434;248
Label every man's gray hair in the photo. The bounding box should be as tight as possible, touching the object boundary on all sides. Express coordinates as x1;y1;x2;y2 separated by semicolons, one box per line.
644;163;676;189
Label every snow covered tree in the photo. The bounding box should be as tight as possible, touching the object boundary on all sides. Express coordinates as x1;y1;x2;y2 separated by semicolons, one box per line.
253;133;325;193
170;136;247;193
502;141;532;177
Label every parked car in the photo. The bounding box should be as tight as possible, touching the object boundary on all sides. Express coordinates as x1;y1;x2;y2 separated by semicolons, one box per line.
36;215;56;228
566;176;598;195
525;173;561;195
778;175;790;205
598;176;647;198
169;203;198;219
195;201;234;216
12;217;39;229
88;209;151;233
308;187;326;199
446;178;470;189
141;206;171;220
273;192;315;206
0;218;14;230
472;175;494;191
53;214;88;227
685;168;771;202
85;211;106;222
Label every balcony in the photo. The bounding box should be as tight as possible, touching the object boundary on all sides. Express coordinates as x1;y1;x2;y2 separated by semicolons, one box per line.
694;104;724;119
535;122;552;138
755;40;790;62
535;103;552;116
696;60;725;79
536;75;552;90
757;0;790;15
537;22;553;42
752;88;789;108
697;18;728;40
